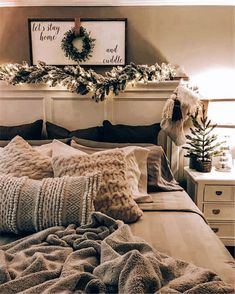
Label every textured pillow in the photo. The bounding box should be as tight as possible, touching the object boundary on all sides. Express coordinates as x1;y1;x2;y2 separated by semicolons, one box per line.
71;140;152;203
71;138;182;192
0;174;100;234
52;150;143;223
0;138;71;158
103;120;161;144
0;120;43;140
46;121;104;141
0;136;53;179
0;138;71;148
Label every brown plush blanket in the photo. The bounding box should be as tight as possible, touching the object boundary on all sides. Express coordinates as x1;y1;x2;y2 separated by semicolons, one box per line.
0;212;234;294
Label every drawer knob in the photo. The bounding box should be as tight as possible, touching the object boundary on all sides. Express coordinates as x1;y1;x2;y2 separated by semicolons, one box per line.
215;191;223;196
212;209;220;215
212;228;219;233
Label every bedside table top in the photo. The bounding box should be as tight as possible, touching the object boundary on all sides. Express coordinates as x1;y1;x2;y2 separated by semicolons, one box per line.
184;167;235;183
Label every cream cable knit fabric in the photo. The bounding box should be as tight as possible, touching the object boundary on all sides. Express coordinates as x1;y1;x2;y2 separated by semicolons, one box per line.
0;136;53;179
52;149;143;223
0;174;100;234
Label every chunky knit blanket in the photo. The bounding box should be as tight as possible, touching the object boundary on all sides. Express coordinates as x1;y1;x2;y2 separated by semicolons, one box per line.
0;212;233;294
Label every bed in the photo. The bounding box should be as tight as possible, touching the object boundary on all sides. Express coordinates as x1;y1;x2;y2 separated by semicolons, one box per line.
0;190;234;293
0;81;234;293
131;191;235;286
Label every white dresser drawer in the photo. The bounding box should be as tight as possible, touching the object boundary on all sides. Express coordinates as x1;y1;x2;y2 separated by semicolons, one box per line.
204;203;235;221
209;222;235;238
204;185;234;202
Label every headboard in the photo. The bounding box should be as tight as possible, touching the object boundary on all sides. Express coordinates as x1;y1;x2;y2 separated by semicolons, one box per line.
0;80;181;178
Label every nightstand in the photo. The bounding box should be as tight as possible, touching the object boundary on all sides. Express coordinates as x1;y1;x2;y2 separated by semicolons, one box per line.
184;167;235;246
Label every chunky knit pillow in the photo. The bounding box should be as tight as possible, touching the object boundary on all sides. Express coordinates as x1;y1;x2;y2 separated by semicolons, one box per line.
71;140;151;203
0;136;53;179
52;150;143;223
0;174;100;234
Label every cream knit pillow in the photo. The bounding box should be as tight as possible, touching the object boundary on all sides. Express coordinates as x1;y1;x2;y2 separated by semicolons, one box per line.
71;140;151;203
0;173;100;234
0;136;53;179
52;150;143;223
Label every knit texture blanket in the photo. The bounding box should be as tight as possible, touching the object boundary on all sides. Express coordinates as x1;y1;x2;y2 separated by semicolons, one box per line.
0;212;234;294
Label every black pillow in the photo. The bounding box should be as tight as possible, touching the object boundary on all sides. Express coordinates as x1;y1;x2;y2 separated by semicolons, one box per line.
102;120;161;144
46;122;104;141
0;120;43;140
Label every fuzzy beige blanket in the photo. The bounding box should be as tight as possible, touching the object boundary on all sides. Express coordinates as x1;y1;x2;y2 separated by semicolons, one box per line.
0;212;234;294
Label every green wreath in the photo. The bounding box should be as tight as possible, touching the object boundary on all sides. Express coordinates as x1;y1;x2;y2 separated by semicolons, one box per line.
61;26;95;63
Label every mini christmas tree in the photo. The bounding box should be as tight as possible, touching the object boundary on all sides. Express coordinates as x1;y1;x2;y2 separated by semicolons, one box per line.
183;104;222;171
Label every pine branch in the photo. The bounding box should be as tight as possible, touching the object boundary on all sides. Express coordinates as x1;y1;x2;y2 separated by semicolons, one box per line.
184;104;224;161
0;61;177;102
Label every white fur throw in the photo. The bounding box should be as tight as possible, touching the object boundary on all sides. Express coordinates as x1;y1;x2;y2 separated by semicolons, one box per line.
0;136;53;179
0;173;100;234
52;150;143;223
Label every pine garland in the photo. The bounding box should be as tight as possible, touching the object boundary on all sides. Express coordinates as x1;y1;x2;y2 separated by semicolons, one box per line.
0;61;177;102
61;27;95;63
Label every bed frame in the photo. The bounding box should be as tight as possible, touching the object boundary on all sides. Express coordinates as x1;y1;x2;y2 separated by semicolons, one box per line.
0;80;183;180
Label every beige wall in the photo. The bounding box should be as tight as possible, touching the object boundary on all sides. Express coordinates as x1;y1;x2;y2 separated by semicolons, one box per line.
0;6;234;97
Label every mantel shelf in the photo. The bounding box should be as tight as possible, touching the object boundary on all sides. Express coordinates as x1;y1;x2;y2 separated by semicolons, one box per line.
0;80;180;94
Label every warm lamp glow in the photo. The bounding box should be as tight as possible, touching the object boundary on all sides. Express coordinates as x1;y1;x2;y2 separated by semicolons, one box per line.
191;68;235;98
207;101;235;126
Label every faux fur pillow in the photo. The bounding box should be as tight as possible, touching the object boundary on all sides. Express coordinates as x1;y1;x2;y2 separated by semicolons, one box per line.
52;150;143;223
0;174;100;234
0;136;53;179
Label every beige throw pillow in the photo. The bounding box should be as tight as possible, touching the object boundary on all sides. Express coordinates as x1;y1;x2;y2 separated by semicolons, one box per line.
71;140;152;203
0;136;53;179
52;149;143;223
0;173;100;234
51;139;86;157
34;143;53;157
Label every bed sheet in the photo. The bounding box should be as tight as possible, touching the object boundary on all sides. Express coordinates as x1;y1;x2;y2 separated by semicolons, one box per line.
130;190;235;285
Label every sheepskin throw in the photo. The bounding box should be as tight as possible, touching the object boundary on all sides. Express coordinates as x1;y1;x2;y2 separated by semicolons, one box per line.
52;150;143;223
0;173;100;234
0;136;53;179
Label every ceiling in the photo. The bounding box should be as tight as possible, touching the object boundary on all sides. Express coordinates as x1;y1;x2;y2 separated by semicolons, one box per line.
0;0;234;6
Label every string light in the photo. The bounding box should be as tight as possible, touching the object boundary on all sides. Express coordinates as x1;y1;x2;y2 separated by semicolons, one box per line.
0;61;177;102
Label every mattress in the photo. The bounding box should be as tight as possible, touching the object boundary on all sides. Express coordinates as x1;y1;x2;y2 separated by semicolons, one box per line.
130;190;235;286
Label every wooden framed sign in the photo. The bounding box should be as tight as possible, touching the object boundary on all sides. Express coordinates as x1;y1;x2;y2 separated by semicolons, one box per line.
28;18;127;66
